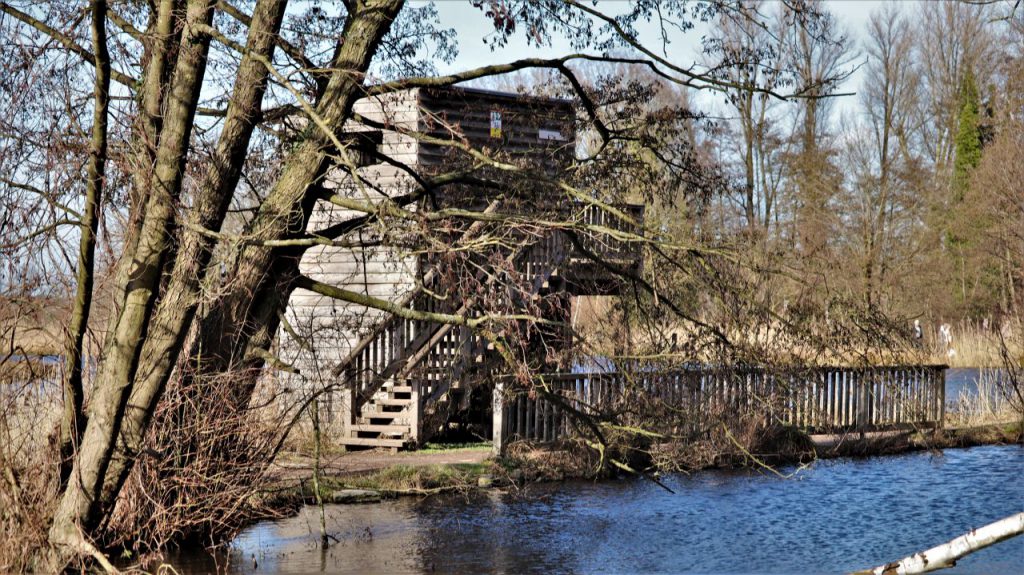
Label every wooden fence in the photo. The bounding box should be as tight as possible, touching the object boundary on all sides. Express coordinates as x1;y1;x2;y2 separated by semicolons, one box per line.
493;365;947;449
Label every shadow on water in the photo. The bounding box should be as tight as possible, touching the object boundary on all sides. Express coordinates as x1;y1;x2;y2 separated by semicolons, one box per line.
165;445;1024;574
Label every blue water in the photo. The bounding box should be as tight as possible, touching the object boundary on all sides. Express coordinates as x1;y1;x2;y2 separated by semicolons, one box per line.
946;367;1008;397
171;445;1024;574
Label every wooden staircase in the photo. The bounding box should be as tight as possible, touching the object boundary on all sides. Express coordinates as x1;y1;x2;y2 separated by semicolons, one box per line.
332;203;639;450
343;382;417;449
334;237;564;450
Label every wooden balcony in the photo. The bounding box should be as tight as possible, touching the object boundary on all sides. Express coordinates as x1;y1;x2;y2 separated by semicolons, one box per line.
560;202;645;295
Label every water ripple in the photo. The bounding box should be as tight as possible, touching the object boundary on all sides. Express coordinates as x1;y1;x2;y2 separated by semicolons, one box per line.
171;445;1024;574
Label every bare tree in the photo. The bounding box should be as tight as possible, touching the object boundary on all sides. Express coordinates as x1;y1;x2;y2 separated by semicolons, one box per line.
844;4;925;310
782;0;853;263
914;1;999;185
58;0;110;486
705;1;789;232
0;0;869;568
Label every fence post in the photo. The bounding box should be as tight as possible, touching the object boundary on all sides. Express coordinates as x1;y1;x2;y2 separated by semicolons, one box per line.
493;379;505;456
938;367;946;430
856;370;870;430
343;369;358;441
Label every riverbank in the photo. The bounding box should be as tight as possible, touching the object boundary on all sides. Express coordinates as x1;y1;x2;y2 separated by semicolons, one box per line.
813;421;1022;458
126;425;1024;572
164;444;1024;575
269;421;1021;505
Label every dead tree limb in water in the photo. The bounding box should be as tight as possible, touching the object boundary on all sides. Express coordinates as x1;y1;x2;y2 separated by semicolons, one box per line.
853;512;1024;575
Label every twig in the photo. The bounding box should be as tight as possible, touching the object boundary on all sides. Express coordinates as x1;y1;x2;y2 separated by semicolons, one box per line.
310;399;328;548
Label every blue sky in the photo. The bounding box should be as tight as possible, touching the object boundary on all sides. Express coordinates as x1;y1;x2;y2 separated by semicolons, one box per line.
422;0;915;118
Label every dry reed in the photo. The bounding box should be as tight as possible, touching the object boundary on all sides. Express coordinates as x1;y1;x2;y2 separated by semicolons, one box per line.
101;369;298;560
0;361;60;572
924;320;1023;368
947;368;1024;427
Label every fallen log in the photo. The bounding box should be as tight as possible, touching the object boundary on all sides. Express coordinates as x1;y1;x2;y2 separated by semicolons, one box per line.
852;511;1024;575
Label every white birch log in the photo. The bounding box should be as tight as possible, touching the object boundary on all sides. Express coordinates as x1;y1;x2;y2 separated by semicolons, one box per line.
854;511;1024;575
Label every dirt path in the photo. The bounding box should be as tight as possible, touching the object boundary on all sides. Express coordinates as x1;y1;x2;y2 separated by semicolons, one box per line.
272;448;492;482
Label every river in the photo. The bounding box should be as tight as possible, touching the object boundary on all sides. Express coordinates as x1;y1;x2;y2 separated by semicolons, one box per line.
167;445;1023;574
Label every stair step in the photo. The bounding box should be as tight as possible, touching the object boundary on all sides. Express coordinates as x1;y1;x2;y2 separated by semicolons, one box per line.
359;411;405;420
338;437;406;448
350;424;410;434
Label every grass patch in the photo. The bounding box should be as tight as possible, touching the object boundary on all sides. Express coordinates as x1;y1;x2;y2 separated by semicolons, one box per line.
418;442;493;454
498;440;610;482
941;420;1022;446
332;463;493;494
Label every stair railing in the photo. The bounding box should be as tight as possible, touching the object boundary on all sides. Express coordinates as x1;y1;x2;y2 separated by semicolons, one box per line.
330;200;641;430
328;201;501;421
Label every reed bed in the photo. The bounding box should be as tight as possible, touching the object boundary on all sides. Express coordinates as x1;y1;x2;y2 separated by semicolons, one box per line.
0;362;61;572
946;368;1024;428
923;320;1022;368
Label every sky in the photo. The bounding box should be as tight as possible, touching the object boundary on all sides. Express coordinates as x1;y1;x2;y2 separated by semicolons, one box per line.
422;0;913;120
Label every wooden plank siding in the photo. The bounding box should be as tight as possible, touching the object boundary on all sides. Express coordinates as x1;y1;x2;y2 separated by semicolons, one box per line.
416;87;575;173
280;87;580;434
281;90;421;399
496;366;949;446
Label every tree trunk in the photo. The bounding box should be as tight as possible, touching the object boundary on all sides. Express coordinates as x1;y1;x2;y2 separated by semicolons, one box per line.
742;89;757;230
60;0;111;485
187;0;404;395
49;0;217;549
48;0;406;559
109;0;183;315
853;512;1024;575
96;0;289;516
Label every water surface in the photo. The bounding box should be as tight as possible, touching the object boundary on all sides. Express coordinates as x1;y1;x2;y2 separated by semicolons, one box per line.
170;445;1023;574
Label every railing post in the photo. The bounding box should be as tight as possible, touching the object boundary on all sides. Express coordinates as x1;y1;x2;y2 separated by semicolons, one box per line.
346;368;358;428
409;378;421;445
856;370;870;430
938;367;946;430
493;379;505;456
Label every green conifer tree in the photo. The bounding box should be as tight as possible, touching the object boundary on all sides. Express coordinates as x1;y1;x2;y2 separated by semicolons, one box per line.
952;70;982;202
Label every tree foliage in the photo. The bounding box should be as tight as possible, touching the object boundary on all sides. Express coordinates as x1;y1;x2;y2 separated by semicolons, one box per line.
952;69;982;202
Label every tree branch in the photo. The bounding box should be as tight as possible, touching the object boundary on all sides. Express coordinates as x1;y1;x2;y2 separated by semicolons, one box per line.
854;512;1024;575
217;0;324;85
295;274;472;327
0;2;137;88
561;0;813;101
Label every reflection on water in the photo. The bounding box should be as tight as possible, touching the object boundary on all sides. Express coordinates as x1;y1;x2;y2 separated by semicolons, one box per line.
167;445;1024;574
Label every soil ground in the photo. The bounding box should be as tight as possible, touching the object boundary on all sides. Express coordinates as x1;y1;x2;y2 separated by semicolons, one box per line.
272;445;492;483
271;421;1020;486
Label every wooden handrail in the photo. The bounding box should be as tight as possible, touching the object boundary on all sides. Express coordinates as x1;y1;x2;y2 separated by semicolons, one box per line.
336;206;577;416
328;199;503;380
496;364;949;444
324;199;647;428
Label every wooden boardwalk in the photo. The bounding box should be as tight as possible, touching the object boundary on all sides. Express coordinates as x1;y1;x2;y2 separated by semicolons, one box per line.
494;365;947;448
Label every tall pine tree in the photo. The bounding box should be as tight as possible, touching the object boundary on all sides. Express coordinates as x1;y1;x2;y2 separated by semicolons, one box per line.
952;70;982;202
